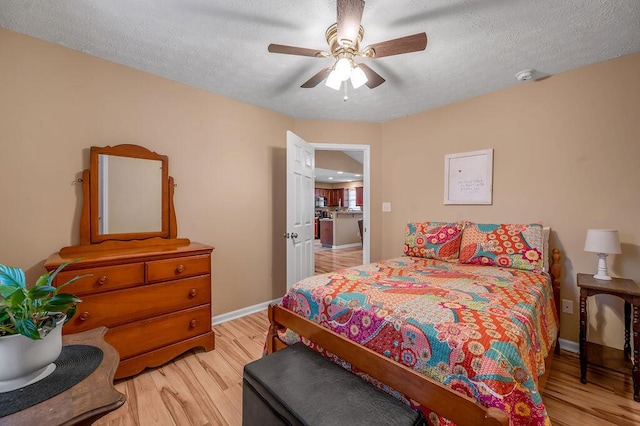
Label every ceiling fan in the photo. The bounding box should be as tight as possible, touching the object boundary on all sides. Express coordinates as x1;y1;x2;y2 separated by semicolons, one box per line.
268;0;427;92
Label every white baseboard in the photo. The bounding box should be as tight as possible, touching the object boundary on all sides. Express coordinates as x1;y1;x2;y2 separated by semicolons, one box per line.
558;338;579;353
212;297;283;326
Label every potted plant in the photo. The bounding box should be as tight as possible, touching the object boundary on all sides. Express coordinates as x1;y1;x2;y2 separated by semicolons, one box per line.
0;262;84;392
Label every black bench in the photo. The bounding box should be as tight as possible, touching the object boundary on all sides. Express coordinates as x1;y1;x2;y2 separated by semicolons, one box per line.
243;343;426;426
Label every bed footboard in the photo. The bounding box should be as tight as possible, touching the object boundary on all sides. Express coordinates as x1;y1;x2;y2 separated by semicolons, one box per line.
267;304;509;426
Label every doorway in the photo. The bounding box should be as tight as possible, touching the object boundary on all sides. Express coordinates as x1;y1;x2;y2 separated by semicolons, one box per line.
312;143;370;274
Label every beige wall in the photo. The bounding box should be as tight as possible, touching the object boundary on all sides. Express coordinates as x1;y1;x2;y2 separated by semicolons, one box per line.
2;27;639;346
293;120;383;261
316;150;363;174
0;28;295;316
0;28;382;318
380;53;640;348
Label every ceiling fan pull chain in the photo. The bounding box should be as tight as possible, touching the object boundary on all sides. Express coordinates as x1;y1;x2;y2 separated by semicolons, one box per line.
343;81;349;101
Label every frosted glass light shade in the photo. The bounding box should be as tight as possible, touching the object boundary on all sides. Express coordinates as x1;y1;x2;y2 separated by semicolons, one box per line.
584;229;621;254
334;57;352;81
350;65;368;89
325;70;342;90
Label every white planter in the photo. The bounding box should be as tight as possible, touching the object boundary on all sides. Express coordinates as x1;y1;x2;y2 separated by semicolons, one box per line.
0;316;65;393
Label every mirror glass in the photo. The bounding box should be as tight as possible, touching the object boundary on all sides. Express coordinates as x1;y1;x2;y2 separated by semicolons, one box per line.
88;144;170;244
98;154;163;234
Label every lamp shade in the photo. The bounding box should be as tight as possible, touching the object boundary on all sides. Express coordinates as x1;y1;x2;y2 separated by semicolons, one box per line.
350;65;368;89
334;57;352;81
325;70;342;91
584;229;621;254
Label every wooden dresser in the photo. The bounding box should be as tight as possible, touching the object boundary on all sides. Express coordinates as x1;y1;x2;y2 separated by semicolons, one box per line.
44;242;215;379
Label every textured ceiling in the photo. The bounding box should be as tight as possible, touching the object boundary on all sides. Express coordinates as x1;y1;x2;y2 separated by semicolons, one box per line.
1;1;639;122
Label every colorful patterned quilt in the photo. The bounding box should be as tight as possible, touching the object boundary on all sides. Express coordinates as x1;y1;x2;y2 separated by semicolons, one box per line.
279;256;558;426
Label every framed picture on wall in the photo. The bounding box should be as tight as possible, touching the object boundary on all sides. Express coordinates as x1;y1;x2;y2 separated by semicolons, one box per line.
444;149;493;205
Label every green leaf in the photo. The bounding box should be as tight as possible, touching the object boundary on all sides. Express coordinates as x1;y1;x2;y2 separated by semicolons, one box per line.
56;273;91;291
0;285;21;299
47;258;83;287
44;293;82;307
28;285;57;299
0;265;26;288
5;288;26;308
65;305;77;322
35;273;50;287
16;319;40;340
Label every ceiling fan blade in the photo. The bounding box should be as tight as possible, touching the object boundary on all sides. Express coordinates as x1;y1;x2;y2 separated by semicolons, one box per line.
357;63;385;89
364;33;427;58
337;0;365;47
268;44;326;58
301;67;332;88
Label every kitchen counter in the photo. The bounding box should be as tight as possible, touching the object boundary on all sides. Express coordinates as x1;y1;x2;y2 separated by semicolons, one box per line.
319;214;362;248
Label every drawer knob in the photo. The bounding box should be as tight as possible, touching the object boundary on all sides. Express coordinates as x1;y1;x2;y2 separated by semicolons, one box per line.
97;275;108;285
79;312;90;321
176;264;185;274
189;288;197;297
189;319;197;328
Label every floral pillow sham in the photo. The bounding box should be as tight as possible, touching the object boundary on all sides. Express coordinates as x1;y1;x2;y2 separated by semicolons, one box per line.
459;222;544;272
404;221;465;262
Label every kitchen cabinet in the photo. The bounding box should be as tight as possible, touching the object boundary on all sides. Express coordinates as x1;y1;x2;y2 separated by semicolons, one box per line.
329;188;347;207
315;188;331;201
320;220;333;247
355;187;363;206
328;190;337;207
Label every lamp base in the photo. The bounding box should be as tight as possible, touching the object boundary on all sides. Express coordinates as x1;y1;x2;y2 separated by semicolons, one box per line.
593;273;612;281
593;253;612;281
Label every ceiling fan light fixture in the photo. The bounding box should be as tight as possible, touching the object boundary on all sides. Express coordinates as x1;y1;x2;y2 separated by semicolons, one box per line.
334;57;352;81
325;70;342;90
350;65;368;89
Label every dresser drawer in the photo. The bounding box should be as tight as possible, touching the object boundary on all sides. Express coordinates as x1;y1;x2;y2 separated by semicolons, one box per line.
146;254;210;283
63;275;211;333
55;263;144;295
105;305;211;359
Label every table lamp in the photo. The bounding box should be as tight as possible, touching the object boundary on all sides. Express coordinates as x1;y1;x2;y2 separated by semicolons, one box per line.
584;229;621;280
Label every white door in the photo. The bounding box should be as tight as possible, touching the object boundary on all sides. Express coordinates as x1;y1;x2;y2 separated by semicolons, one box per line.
286;131;315;290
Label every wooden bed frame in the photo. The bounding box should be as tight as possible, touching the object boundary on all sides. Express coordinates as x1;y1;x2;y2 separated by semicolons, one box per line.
267;249;562;426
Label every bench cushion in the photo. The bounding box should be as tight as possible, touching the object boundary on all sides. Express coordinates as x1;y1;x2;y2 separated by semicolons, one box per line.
243;343;426;426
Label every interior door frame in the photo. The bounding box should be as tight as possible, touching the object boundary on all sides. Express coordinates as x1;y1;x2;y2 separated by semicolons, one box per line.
311;143;370;264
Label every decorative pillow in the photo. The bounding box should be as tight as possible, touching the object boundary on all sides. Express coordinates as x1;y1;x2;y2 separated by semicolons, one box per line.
404;221;465;262
459;222;544;272
543;226;551;272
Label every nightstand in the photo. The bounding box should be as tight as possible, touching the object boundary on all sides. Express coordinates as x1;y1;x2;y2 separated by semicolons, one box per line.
1;327;125;425
577;273;640;401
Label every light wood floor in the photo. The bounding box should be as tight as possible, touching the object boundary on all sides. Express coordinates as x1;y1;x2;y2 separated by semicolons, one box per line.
314;240;363;274
95;311;640;426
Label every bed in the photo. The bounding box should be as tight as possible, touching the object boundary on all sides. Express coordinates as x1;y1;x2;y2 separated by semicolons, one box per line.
266;221;561;426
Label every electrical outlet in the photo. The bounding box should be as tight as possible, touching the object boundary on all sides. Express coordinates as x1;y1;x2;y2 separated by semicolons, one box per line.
562;299;573;314
382;202;392;212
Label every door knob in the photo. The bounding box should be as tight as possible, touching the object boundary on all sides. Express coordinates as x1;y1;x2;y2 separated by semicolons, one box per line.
290;232;298;239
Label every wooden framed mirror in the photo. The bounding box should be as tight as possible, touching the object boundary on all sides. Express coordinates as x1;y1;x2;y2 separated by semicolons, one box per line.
89;145;170;243
60;144;188;255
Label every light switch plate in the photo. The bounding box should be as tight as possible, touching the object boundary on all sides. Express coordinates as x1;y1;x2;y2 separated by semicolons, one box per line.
562;299;573;314
382;202;391;212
